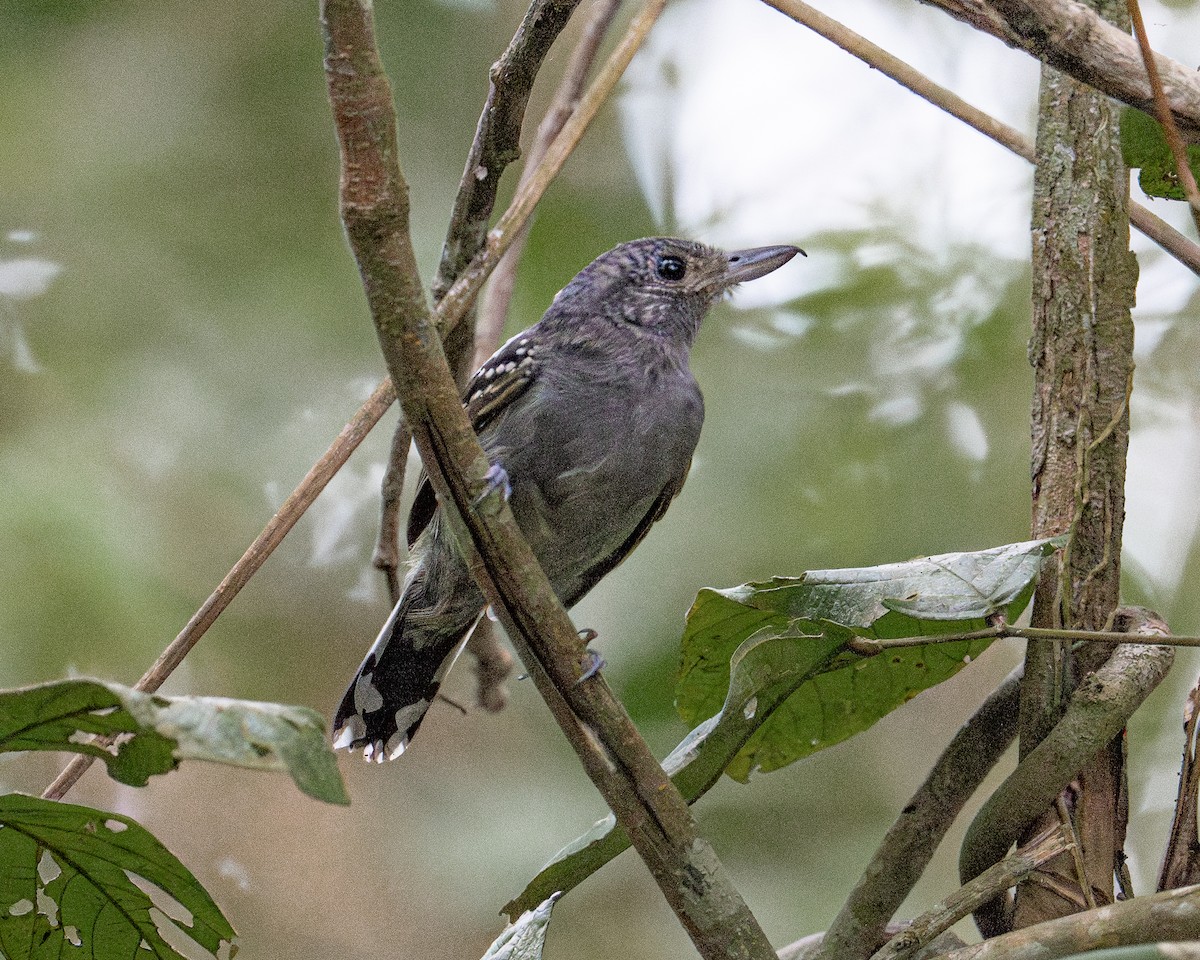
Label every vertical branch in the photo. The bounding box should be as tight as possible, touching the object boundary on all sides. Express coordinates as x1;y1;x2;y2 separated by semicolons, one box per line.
433;0;583;311
474;0;623;370
373;0;581;596
1016;0;1139;931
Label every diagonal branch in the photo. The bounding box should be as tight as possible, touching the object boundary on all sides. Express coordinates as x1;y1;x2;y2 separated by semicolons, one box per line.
320;1;777;958
820;669;1023;960
959;641;1174;934
759;0;1200;276
922;0;1200;140
474;0;623;371
870;826;1073;960
433;0;583;309
43;0;656;806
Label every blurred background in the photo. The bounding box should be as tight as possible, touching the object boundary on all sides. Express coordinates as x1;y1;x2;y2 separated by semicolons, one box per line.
2;0;1199;956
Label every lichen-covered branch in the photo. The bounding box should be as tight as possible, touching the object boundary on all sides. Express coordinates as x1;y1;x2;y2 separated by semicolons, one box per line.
319;2;776;957
933;885;1200;960
872;827;1072;960
916;0;1200;140
1013;7;1141;930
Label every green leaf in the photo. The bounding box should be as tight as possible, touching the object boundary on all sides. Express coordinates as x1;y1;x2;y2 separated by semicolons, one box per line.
504;538;1063;919
677;537;1063;779
1119;106;1200;200
481;893;559;960
0;793;236;960
0;679;348;805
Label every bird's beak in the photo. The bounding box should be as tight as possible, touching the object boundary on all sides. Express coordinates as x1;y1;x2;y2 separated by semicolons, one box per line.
724;245;806;284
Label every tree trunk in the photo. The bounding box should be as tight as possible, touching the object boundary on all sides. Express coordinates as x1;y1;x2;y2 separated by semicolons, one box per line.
1016;0;1139;929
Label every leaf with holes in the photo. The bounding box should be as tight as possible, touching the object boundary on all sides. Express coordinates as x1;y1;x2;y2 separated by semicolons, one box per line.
0;679;348;805
0;794;236;959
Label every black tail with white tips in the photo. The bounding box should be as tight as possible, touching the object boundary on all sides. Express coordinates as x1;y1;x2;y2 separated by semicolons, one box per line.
332;573;481;761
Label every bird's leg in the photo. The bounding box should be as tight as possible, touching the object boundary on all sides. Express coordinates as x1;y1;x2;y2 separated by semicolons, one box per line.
473;462;512;509
576;628;606;683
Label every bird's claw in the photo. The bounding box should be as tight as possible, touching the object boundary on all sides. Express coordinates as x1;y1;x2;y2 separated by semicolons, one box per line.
474;463;512;509
576;630;604;684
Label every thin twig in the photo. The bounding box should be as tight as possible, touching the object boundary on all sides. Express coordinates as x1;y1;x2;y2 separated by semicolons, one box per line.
932;884;1200;960
870;826;1072;960
41;380;397;801
759;0;1200;276
434;0;584;307
433;0;666;345
321;1;776;957
846;622;1197;653
1126;0;1200;228
42;0;657;804
959;643;1174;934
373;417;411;604
474;0;623;370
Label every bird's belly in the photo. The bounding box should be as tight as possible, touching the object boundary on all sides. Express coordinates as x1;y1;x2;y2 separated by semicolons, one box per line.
498;384;702;588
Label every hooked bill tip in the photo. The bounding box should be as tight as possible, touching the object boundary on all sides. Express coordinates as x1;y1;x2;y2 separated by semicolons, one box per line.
724;244;805;284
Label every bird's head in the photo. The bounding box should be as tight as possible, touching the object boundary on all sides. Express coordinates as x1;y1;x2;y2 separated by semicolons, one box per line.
551;237;803;347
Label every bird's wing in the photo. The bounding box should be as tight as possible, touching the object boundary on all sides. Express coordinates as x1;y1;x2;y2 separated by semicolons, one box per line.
406;332;541;547
558;469;689;609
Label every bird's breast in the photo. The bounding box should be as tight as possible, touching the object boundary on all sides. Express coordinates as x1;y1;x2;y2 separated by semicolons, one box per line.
483;368;703;568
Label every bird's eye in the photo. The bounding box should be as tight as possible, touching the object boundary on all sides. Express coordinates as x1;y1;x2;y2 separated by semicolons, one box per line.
656;256;687;282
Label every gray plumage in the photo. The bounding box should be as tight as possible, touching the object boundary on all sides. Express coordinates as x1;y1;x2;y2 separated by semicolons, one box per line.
333;237;801;761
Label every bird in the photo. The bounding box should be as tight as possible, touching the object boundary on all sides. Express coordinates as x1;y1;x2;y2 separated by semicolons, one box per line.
333;237;803;761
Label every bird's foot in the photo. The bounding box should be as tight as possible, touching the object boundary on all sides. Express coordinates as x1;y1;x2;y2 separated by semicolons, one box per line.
474;463;512;510
576;629;605;684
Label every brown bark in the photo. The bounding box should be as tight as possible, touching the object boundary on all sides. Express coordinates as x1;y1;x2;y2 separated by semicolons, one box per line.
1016;0;1139;929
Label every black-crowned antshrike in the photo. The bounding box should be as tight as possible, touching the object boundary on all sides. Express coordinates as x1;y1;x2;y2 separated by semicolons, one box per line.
333;237;802;760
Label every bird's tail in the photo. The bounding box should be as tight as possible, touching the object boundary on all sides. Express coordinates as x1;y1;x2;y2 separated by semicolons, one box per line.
332;580;482;762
